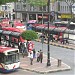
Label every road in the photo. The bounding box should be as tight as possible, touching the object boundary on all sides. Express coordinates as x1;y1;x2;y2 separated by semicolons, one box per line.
0;41;75;75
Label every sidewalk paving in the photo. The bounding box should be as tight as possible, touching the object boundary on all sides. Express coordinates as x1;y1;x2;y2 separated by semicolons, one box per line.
20;54;71;74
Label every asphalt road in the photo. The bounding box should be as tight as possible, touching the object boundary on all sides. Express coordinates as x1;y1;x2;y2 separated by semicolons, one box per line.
0;41;75;75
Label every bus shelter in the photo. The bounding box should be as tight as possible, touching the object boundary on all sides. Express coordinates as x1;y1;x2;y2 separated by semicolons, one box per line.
0;29;21;48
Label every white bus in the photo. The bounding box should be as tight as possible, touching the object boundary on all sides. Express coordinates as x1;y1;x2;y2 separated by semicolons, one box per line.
0;46;20;73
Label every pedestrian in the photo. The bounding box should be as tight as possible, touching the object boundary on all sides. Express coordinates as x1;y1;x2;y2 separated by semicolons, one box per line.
30;51;33;65
33;49;36;58
39;50;43;63
11;43;15;48
21;43;26;58
20;42;22;53
24;42;28;56
36;51;40;62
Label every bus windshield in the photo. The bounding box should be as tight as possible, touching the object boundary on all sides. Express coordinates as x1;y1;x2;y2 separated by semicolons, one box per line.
4;53;19;65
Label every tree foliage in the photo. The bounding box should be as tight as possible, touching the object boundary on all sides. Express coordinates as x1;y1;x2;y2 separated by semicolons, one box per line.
0;0;17;5
27;0;48;6
21;30;38;41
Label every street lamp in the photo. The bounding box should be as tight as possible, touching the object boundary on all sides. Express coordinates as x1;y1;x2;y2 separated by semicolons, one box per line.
47;0;51;66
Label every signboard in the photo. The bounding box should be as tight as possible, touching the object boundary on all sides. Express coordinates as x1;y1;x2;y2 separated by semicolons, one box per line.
61;14;72;18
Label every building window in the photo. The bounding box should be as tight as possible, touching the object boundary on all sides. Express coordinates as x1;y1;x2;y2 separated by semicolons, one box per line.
58;2;60;11
63;6;64;11
43;6;46;11
39;7;42;11
30;5;34;11
2;6;7;10
17;5;20;9
65;6;66;11
67;6;68;11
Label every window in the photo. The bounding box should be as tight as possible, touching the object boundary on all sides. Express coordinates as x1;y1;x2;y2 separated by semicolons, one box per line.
4;53;19;65
39;7;42;11
17;5;20;9
43;6;46;11
30;5;34;11
0;53;4;63
58;2;60;11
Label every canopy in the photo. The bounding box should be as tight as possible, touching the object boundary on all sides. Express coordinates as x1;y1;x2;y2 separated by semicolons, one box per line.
2;27;23;33
1;23;10;27
14;23;24;26
27;20;37;24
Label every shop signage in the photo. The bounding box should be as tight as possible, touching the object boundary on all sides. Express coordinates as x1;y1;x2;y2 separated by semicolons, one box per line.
61;14;72;18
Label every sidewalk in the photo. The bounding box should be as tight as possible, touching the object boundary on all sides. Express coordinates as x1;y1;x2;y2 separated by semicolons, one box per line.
20;54;71;74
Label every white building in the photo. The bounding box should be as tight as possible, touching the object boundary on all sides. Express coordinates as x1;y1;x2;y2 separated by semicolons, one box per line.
0;2;15;20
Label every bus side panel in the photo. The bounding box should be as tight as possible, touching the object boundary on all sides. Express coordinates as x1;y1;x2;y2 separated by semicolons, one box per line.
0;62;20;73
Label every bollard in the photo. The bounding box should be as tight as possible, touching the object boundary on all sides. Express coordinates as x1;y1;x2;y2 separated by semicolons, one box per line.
57;59;61;67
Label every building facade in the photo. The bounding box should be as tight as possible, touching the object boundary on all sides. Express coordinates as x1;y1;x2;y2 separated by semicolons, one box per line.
0;2;15;20
57;0;74;21
14;0;58;24
14;0;75;23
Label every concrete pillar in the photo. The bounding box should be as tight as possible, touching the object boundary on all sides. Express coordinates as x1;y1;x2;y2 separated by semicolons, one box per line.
20;13;22;21
27;13;29;22
42;13;43;24
36;14;38;23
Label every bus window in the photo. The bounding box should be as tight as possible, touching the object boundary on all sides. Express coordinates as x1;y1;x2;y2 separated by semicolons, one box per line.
0;53;4;63
4;53;19;65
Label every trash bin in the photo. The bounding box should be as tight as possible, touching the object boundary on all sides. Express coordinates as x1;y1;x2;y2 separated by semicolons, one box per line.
57;59;61;67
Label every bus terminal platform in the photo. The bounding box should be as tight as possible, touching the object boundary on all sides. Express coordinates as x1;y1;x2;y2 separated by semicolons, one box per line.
20;54;71;74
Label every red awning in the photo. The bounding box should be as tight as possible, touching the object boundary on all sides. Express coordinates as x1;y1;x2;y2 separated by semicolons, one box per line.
38;16;48;18
2;27;23;33
27;20;37;24
14;23;24;26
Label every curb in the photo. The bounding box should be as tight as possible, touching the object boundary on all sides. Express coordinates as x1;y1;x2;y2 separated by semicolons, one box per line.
20;66;71;74
35;39;75;50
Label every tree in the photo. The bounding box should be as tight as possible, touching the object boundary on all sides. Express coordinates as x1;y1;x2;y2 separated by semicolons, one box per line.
21;30;38;41
0;0;17;5
27;0;48;6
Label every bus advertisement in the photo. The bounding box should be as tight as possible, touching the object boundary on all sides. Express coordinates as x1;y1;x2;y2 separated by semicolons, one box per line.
0;46;20;73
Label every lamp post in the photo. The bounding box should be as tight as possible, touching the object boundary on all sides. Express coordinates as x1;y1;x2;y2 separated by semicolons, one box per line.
47;0;51;66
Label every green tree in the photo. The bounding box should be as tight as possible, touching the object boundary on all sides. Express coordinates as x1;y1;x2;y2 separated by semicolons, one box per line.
21;30;38;41
0;0;17;5
27;0;48;6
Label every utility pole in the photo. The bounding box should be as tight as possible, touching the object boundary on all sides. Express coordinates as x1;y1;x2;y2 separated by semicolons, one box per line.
47;0;51;66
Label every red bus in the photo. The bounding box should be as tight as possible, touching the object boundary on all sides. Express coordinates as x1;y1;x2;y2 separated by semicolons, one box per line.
0;46;20;73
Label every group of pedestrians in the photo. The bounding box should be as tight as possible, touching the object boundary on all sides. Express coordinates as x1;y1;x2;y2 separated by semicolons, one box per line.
37;50;43;63
19;42;28;57
29;49;43;65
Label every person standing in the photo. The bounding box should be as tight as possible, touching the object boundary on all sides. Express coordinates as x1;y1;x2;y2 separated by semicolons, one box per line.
33;49;36;58
39;50;43;63
37;51;40;62
21;43;26;58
